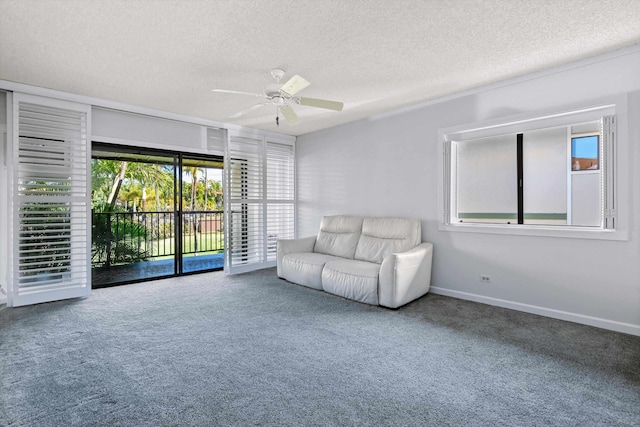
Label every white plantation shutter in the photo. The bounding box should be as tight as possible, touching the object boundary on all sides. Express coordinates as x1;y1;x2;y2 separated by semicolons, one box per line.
9;94;91;306
226;135;265;272
266;141;295;262
602;115;616;230
224;133;295;273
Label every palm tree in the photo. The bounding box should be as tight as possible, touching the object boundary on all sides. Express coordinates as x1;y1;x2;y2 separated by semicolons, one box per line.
91;159;176;267
107;161;127;210
183;166;202;253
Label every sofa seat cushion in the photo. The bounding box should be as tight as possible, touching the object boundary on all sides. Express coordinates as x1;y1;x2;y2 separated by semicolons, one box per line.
280;252;342;290
321;259;381;305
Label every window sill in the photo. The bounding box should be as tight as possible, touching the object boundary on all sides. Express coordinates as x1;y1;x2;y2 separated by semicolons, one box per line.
438;222;628;241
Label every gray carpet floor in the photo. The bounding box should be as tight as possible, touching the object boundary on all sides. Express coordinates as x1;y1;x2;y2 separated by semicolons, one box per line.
1;268;639;426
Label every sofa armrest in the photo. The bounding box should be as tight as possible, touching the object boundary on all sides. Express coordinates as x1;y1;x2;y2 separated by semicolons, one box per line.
378;242;433;308
276;236;317;278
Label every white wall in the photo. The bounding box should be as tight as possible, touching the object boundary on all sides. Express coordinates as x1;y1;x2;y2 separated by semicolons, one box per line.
92;107;205;152
296;47;640;335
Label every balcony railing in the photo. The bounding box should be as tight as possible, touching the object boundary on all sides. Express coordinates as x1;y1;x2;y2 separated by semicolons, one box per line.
92;210;224;268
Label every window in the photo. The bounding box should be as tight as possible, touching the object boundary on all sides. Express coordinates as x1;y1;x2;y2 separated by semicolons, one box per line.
571;135;599;171
440;103;622;239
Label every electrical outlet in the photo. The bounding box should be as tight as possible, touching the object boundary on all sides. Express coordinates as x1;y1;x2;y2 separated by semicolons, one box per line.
480;275;491;283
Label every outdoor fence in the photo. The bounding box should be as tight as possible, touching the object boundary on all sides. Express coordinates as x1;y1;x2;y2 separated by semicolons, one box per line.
92;210;224;267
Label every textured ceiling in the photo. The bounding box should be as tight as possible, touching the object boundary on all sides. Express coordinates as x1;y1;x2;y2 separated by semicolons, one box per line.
1;0;639;136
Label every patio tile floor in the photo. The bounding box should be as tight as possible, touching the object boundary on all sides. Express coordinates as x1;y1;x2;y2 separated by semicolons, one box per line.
92;253;224;287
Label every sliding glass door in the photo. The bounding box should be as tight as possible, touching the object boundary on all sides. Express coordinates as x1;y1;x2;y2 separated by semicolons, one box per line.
91;144;223;287
180;155;224;274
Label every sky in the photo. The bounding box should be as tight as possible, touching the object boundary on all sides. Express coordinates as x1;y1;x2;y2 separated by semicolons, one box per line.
571;135;598;159
182;167;223;184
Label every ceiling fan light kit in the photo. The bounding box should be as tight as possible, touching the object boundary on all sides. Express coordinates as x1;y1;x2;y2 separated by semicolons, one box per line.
212;68;343;126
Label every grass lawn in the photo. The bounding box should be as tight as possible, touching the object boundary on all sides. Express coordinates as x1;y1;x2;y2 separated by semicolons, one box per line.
147;231;224;257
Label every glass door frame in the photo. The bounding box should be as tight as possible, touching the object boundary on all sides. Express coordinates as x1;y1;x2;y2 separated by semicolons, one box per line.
179;153;225;276
90;142;223;288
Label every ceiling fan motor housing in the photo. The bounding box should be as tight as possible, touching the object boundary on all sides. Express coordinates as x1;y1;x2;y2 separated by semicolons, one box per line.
270;94;285;106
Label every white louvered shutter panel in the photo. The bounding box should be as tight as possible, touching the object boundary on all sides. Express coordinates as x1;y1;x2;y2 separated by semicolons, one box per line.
602;115;616;230
226;135;264;272
450;141;458;224
266;141;295;262
10;94;91;306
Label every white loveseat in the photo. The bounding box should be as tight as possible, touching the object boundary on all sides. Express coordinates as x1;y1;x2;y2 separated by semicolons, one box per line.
276;215;433;308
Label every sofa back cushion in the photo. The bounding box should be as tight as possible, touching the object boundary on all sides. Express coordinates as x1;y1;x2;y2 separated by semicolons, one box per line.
314;215;364;259
354;217;421;264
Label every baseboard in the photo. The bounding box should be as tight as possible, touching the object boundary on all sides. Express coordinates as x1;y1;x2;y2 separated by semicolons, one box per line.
429;286;640;337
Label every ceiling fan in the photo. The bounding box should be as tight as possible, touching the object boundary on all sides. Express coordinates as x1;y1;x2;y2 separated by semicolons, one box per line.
212;68;343;126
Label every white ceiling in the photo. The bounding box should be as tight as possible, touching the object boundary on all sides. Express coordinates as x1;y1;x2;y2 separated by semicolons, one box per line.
1;0;639;136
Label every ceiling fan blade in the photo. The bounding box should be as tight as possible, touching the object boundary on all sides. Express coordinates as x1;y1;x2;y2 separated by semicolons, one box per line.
279;75;310;97
229;102;269;119
279;105;299;125
297;97;344;111
212;89;266;98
